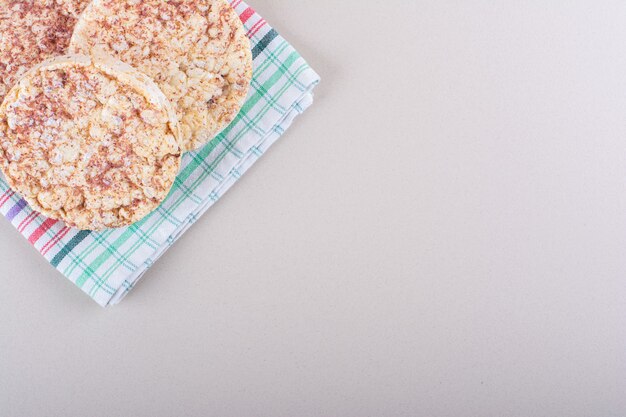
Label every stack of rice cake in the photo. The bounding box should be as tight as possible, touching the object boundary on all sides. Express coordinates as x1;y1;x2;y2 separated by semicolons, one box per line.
0;0;253;230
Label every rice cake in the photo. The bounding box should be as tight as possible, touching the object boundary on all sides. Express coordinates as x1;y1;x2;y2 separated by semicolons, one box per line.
0;54;182;231
0;0;90;102
70;0;253;152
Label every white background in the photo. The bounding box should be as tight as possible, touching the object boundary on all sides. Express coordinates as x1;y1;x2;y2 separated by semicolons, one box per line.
1;1;626;415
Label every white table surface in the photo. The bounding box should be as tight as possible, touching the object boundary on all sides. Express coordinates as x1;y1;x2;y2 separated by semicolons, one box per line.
1;1;626;416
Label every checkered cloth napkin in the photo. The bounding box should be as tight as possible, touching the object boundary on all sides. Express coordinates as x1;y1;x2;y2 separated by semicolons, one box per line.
0;0;320;306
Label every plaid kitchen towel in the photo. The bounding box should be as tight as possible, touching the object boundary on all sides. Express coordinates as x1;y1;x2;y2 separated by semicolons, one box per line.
0;0;320;307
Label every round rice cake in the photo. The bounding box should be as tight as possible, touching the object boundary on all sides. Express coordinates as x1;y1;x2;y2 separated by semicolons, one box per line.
0;54;182;231
0;0;90;102
70;0;253;152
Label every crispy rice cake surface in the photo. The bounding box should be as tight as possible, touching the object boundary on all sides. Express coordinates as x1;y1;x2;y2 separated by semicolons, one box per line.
0;55;182;230
0;0;89;101
71;0;253;151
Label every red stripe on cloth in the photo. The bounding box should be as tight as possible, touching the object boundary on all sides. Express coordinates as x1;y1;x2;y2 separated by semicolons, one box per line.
239;7;255;24
17;211;38;233
247;19;266;38
28;218;57;245
230;0;242;8
41;225;69;256
0;190;14;207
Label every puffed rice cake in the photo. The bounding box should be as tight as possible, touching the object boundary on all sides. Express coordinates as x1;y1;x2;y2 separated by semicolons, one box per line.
0;54;182;230
70;0;253;152
0;0;89;102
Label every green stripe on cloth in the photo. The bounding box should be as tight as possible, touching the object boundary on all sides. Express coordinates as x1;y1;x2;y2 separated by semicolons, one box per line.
252;29;279;59
50;231;91;268
76;224;141;289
